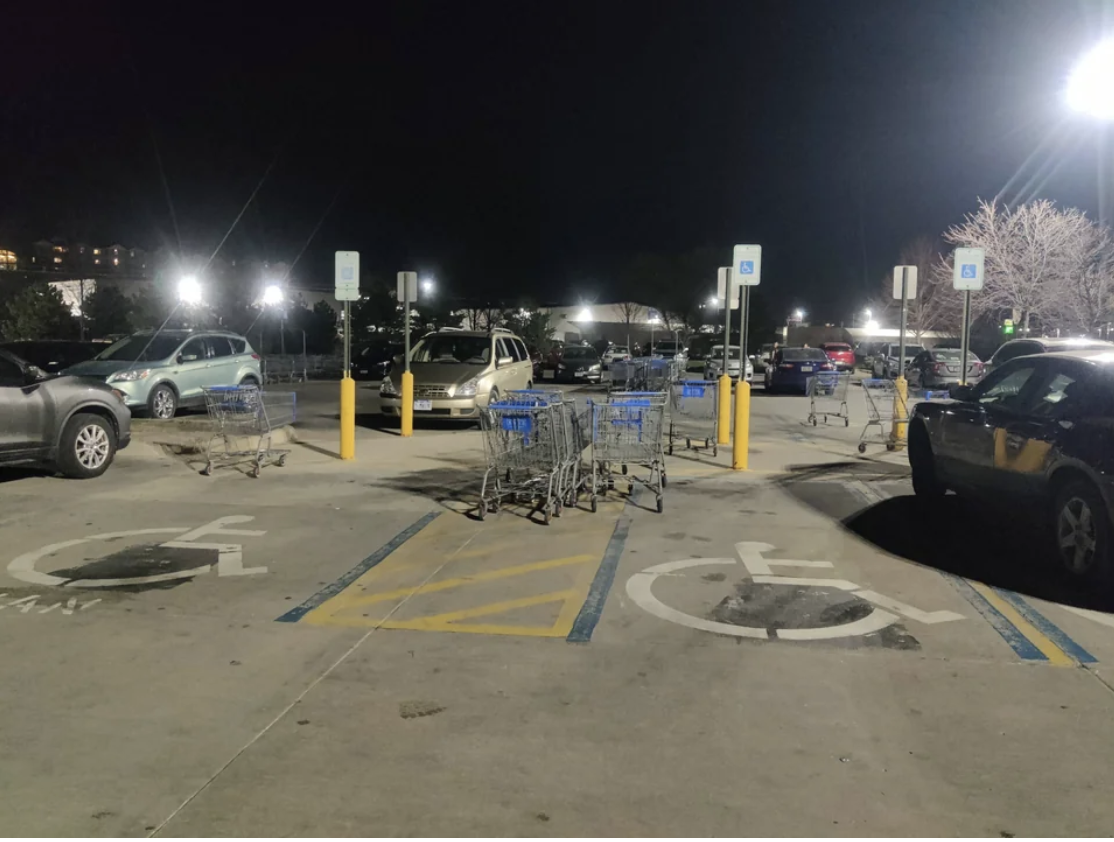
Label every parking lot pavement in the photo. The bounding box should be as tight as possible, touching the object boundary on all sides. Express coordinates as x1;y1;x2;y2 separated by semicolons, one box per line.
5;383;1114;835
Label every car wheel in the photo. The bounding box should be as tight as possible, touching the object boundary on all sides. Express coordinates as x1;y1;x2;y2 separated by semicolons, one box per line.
57;413;117;479
1054;479;1113;585
489;387;501;406
240;375;259;387
147;384;178;420
909;423;945;498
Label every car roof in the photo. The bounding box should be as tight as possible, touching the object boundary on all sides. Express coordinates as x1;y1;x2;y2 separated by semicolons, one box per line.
1026;337;1114;349
1040;350;1114;365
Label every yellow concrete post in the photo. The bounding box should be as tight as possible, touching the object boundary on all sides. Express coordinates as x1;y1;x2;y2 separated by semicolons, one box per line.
717;374;732;445
400;370;415;437
732;380;750;470
339;376;356;460
890;375;908;446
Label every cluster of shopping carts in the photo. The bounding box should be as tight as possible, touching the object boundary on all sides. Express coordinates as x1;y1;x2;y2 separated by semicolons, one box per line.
477;388;671;522
200;386;297;477
609;358;683;392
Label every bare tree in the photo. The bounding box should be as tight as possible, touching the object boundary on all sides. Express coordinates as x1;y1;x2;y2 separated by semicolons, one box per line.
871;236;962;338
615;300;646;349
1055;219;1114;335
943;199;1096;335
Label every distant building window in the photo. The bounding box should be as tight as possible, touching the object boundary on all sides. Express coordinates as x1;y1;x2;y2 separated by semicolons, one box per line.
93;248;101;255
53;256;62;264
112;248;119;254
113;258;119;266
53;245;64;252
94;258;100;265
0;250;16;270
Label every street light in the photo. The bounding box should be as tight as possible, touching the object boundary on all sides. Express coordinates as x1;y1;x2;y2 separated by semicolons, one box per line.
421;277;435;295
1067;38;1114;120
793;308;804;321
262;284;283;306
178;275;202;305
262;284;287;354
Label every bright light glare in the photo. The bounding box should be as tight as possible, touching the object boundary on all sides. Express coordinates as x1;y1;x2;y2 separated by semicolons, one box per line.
262;284;283;306
178;275;202;305
864;308;872;318
865;319;880;332
708;296;718;306
575;307;593;322
793;309;804;320
1067;39;1114;120
421;278;435;294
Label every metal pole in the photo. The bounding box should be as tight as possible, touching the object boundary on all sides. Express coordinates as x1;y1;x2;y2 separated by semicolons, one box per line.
400;280;414;437
404;284;411;373
898;267;908;379
343;301;350;374
79;278;86;341
959;289;972;386
280;313;286;356
741;284;751;377
723;268;732;374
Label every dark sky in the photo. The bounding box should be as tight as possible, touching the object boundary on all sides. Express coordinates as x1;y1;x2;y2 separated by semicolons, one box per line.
3;0;1112;319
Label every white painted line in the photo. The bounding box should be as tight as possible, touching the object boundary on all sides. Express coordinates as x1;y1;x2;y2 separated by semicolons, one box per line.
67;568;211;589
736;541;834;575
62;597;77;615
19;598;38;613
174;516;266;543
751;575;861;590
1;596;38;610
38;603;60;614
7;528;188;587
80;599;101;611
853;589;965;624
640;557;739;576
776;609;898;640
161;541;267;577
1062;605;1114;629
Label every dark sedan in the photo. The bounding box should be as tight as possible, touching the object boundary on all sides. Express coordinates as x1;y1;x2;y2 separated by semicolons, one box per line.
909;349;1114;586
907;348;984;389
0;340;106;375
540;345;602;383
764;347;834;393
352;341;403;380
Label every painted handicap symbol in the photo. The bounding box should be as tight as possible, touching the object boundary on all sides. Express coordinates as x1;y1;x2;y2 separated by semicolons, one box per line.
739;260;755;274
961;264;977;279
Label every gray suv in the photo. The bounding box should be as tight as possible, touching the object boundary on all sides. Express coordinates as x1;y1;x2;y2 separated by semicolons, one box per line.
0;348;131;478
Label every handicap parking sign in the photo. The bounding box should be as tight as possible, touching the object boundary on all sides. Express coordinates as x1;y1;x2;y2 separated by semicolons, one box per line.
739;260;754;275
342;266;354;281
960;264;976;279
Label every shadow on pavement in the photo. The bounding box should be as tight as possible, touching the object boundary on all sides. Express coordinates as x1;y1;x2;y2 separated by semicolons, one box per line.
779;461;1111;611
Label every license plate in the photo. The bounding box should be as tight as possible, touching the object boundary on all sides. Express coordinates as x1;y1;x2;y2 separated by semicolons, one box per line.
543;370;555;379
414;400;433;411
800;366;813;372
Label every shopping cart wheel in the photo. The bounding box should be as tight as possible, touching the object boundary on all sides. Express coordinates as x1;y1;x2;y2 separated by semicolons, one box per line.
590;495;598;513
844;418;849;427
277;455;287;467
886;443;897;452
712;445;718;457
858;443;867;454
621;464;628;475
200;463;212;476
667;444;673;455
627;483;634;496
811;417;817;426
543;504;552;525
477;502;487;521
661;471;668;488
250;465;261;478
554;500;563;517
656;496;664;513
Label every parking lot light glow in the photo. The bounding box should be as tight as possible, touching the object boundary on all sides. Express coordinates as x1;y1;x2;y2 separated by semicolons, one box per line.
178;275;202;305
1067;38;1114;120
421;278;435;295
262;284;283;306
865;319;880;332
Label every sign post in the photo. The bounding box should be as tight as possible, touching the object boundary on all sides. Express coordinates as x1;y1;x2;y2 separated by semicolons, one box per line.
715;266;737;446
335;251;360;460
889;265;918;447
731;244;762;470
396;272;418;437
952;247;985;386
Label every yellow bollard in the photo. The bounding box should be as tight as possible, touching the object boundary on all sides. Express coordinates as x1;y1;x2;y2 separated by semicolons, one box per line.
340;376;356;460
400;370;415;438
890;375;908;447
732;379;750;470
717;374;732;445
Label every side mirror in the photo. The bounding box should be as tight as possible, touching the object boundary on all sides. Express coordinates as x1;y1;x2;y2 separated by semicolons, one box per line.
497;356;514;368
176;354;184;365
950;384;976;401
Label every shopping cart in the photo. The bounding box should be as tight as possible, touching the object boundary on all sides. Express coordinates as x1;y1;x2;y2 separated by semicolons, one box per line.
668;379;719;455
587;392;667;513
857;378;908;453
477;393;586;524
645;358;678;391
609;358;648;392
201;386;296;477
806;372;852;427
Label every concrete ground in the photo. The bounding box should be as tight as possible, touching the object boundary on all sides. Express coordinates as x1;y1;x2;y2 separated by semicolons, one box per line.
2;375;1114;836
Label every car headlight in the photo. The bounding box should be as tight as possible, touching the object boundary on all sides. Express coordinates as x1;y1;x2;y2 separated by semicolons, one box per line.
558;364;566;371
456;377;480;397
108;369;150;383
590;364;601;372
380;375;398;396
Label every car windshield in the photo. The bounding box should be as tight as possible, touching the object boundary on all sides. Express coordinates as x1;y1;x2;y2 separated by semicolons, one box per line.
902;345;925;355
610;347;629;354
411;335;491;364
95;334;183;362
782;348;828;361
562;347;596;360
711;347;742;360
932;349;979;361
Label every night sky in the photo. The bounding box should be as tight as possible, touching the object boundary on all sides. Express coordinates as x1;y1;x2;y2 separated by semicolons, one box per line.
3;1;1111;319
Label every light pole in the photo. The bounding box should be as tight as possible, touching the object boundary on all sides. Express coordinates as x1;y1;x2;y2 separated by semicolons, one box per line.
1067;37;1114;226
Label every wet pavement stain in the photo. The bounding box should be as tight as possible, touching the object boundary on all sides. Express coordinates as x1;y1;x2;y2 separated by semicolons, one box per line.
702;572;727;583
52;544;217;590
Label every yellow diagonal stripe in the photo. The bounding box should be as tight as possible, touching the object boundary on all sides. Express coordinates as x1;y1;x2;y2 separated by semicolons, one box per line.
968;581;1073;667
380;590;578;636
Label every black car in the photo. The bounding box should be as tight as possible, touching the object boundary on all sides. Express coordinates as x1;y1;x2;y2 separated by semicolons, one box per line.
909;349;1114;586
0;340;106;375
352;341;403;380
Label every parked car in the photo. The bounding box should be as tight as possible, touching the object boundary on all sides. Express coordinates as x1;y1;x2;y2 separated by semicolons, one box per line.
764;347;835;393
0;340;107;375
602;345;632;368
909;350;1114;587
704;345;754;381
872;343;926;378
819;342;855;372
650;340;687;364
907;348;984;389
753;343;776;374
64;329;261;420
379;328;533;420
541;344;603;383
0;348;131;478
352;341;403;380
985;337;1114;376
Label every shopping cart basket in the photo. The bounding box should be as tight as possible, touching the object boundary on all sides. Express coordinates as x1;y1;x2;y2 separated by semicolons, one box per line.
807;372;852;427
857;378;909;454
201;386;296;477
587;391;667;513
668;379;719;455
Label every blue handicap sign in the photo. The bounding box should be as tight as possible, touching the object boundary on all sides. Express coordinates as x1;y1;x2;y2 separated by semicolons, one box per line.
341;266;354;281
739;260;755;275
960;264;977;279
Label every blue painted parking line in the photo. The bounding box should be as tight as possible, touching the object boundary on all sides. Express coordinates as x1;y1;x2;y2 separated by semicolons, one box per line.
276;511;440;623
567;491;639;643
992;588;1097;665
943;574;1049;662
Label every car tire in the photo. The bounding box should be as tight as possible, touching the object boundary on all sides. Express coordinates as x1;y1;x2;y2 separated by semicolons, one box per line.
909;423;945;498
147;383;178;420
240;375;259;387
1053;478;1114;586
57;412;117;479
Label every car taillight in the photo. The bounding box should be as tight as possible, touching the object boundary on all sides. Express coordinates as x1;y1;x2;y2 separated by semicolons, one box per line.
821;363;833;370
780;363;794;369
251;353;261;360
